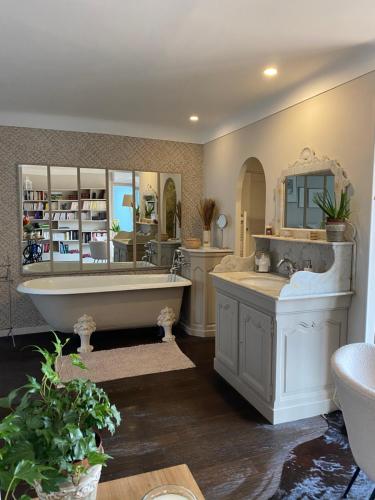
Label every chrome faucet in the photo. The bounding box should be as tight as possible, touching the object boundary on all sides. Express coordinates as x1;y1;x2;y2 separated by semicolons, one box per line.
142;242;155;263
169;249;187;281
276;257;299;277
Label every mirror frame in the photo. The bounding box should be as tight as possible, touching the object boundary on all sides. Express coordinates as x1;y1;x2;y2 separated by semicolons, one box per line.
275;147;351;236
18;165;182;275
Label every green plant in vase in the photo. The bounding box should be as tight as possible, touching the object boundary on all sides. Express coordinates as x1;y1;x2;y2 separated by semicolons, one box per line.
144;203;153;219
110;221;121;233
0;334;121;500
313;190;351;242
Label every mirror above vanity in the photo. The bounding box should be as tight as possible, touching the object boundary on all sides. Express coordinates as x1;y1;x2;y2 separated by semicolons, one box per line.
19;165;182;274
276;147;350;237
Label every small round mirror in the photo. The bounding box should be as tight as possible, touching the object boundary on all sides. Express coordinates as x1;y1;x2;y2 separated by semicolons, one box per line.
216;214;228;230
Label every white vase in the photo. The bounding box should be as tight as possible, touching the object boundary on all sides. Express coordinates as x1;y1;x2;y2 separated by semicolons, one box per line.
34;463;102;500
203;229;211;248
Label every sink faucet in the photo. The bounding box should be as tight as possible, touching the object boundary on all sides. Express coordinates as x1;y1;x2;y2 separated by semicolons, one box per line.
276;257;299;277
169;249;187;281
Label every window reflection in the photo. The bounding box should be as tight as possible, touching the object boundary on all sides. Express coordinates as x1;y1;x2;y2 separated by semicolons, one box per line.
285;172;334;229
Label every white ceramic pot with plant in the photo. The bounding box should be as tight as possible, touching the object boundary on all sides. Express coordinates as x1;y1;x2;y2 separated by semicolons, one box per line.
0;335;121;500
198;198;216;248
313;190;351;242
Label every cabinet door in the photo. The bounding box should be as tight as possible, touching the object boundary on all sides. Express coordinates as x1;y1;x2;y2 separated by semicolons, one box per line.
239;304;273;401
216;293;238;374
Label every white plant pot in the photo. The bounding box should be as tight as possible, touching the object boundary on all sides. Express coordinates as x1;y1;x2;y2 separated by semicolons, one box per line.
203;229;211;248
34;463;102;500
325;221;346;242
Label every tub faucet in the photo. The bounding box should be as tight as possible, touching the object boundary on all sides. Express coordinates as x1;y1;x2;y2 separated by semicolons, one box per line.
277;257;299;277
142;242;155;263
169;249;187;281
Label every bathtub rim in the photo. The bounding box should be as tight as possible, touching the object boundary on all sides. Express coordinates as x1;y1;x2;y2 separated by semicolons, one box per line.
17;274;192;296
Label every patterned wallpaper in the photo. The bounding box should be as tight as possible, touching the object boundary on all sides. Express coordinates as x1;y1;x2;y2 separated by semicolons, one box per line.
0;126;203;330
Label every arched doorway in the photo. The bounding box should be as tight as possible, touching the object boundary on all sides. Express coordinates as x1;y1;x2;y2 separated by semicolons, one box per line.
236;158;266;256
163;177;177;238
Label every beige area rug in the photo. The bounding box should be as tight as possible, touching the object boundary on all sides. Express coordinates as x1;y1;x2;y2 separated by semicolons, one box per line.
58;342;195;383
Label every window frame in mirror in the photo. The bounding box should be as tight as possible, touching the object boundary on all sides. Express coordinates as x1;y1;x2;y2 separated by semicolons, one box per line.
275;148;351;237
18;164;182;275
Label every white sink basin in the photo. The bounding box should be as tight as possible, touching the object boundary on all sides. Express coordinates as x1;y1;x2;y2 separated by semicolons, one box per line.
237;275;288;288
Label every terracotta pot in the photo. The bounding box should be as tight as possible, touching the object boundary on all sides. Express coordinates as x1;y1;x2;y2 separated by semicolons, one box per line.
325;219;346;242
34;435;103;500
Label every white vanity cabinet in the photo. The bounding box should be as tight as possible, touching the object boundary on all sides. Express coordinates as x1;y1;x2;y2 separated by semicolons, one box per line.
211;272;352;424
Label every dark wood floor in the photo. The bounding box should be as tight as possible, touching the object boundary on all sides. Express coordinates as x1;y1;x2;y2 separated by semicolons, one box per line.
0;329;328;499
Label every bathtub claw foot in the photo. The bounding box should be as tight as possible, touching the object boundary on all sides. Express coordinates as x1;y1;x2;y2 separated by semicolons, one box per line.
157;307;176;342
74;314;96;353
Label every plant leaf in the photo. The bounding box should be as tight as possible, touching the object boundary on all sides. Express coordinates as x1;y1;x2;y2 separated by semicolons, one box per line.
13;460;47;486
69;353;87;371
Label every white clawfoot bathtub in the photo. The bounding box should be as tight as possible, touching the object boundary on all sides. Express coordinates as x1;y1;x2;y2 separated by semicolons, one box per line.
17;274;191;351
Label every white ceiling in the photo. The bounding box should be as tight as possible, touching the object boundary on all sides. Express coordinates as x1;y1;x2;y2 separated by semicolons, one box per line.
1;0;375;143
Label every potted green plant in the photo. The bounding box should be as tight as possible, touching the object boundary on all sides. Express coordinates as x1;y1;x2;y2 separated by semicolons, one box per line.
313;190;351;242
0;335;121;500
110;221;121;234
144;203;153;219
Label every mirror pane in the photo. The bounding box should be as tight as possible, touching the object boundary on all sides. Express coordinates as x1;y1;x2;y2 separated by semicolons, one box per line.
109;170;136;270
80;168;108;270
159;173;182;267
285;171;334;229
135;171;159;268
20;165;51;274
50;166;80;272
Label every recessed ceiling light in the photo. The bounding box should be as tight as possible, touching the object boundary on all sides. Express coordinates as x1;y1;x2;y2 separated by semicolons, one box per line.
263;67;278;77
190;115;199;122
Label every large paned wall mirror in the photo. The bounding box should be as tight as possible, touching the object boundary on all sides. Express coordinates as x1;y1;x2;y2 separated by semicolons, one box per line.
20;165;182;274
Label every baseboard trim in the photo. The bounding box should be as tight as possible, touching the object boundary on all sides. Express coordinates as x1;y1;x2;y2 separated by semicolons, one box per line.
0;325;51;338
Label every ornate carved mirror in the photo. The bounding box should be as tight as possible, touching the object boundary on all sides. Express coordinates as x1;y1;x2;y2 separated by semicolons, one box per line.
275;148;350;234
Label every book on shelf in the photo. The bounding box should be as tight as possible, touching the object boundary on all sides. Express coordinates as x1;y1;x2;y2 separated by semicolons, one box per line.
23;190;47;201
59;242;70;254
82;200;106;210
23;202;45;211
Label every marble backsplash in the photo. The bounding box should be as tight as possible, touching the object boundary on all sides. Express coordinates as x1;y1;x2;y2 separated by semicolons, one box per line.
255;239;335;274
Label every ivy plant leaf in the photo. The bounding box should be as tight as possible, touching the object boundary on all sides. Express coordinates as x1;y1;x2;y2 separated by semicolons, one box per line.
0;388;21;408
6;440;35;465
19;495;32;500
0;469;13;491
40;469;65;494
87;450;111;465
13;460;47;486
69;353;87;371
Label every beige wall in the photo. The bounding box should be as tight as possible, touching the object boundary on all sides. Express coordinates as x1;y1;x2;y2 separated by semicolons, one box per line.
203;72;375;342
0;127;203;331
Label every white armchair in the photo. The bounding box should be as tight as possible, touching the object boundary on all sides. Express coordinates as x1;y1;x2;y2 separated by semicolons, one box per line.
331;343;375;499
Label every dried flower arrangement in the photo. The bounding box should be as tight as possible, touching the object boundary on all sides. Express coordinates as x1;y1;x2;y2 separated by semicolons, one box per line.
198;199;216;231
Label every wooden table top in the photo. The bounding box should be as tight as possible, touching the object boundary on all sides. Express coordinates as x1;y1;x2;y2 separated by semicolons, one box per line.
97;464;204;500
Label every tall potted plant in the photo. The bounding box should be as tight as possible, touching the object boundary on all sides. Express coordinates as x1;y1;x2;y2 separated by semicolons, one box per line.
0;335;121;500
313;190;351;242
198;199;216;247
